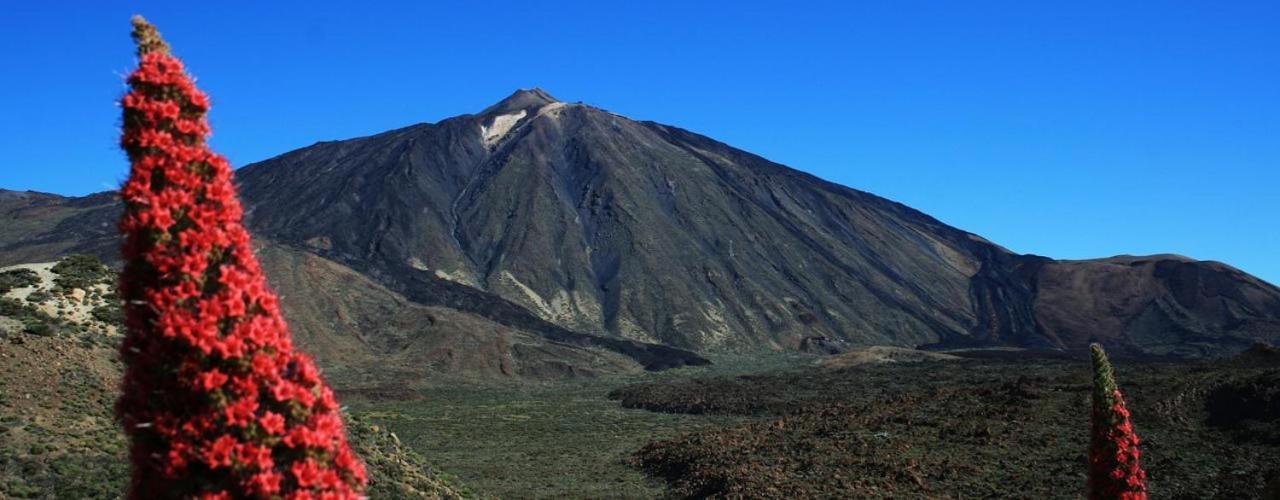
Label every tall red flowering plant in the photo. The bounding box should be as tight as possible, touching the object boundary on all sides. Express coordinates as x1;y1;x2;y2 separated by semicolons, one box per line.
116;16;366;499
1087;344;1148;500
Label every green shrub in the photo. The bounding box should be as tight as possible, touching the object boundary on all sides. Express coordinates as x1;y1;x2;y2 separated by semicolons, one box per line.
50;255;110;290
0;298;25;316
0;269;40;295
3;478;40;498
90;302;124;326
0;299;58;336
22;320;54;337
25;291;50;304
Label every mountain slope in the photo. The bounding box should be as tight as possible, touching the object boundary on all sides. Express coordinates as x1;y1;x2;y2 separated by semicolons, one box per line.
0;194;710;375
1;252;681;386
251;243;661;386
232;89;994;349
1029;255;1280;357
0;190;117;265
231;89;1279;354
2;89;1277;356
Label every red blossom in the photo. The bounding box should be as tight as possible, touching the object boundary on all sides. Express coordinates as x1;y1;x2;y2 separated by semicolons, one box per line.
259;411;286;435
1087;344;1148;499
291;460;323;489
203;434;237;469
224;395;258;427
116;16;365;499
237;443;275;470
246;471;283;497
195;368;229;391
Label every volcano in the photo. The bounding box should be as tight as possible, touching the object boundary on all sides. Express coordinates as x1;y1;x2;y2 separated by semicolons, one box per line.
2;89;1277;359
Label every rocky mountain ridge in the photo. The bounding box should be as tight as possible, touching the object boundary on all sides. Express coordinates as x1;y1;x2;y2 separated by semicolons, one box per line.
2;89;1277;358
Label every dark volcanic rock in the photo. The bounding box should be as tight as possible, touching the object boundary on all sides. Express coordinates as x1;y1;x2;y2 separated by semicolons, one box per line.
1207;370;1280;426
798;336;847;355
1205;369;1280;445
2;89;1278;357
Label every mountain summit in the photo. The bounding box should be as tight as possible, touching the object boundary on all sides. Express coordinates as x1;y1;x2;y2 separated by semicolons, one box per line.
480;88;560;117
3;90;1278;357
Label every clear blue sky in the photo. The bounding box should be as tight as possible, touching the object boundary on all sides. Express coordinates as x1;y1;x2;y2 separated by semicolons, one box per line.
2;1;1277;284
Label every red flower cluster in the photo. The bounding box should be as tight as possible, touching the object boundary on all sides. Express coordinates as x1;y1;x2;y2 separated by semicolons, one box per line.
115;16;365;499
1087;344;1147;500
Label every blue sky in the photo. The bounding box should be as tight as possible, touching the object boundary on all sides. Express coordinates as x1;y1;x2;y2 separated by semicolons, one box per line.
2;1;1277;284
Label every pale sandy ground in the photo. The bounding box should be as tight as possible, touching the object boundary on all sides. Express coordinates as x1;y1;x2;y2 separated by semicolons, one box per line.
0;262;118;335
819;345;959;369
481;109;527;146
480;102;572;147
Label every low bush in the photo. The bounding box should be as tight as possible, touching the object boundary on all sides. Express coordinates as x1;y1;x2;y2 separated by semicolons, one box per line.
22;320;55;337
25;291;50;304
89;302;123;326
49;255;110;291
0;269;39;295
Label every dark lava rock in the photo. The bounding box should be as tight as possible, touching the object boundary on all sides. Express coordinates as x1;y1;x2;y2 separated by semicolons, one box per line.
1206;370;1280;443
799;335;846;355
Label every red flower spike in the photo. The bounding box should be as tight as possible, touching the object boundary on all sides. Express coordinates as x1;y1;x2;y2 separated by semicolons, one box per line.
115;16;366;498
1087;344;1148;499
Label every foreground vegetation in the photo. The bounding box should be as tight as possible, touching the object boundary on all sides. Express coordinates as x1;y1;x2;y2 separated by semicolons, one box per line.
0;255;790;498
0;334;473;500
611;349;1280;498
348;353;810;498
4;256;1279;498
0;256;471;498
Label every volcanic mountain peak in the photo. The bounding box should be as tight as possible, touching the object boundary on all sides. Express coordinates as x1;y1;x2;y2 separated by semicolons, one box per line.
481;88;560;117
2;90;1278;358
476;88;570;146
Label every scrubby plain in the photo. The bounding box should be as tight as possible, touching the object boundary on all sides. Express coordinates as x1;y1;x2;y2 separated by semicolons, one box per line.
3;257;1279;498
611;349;1280;498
